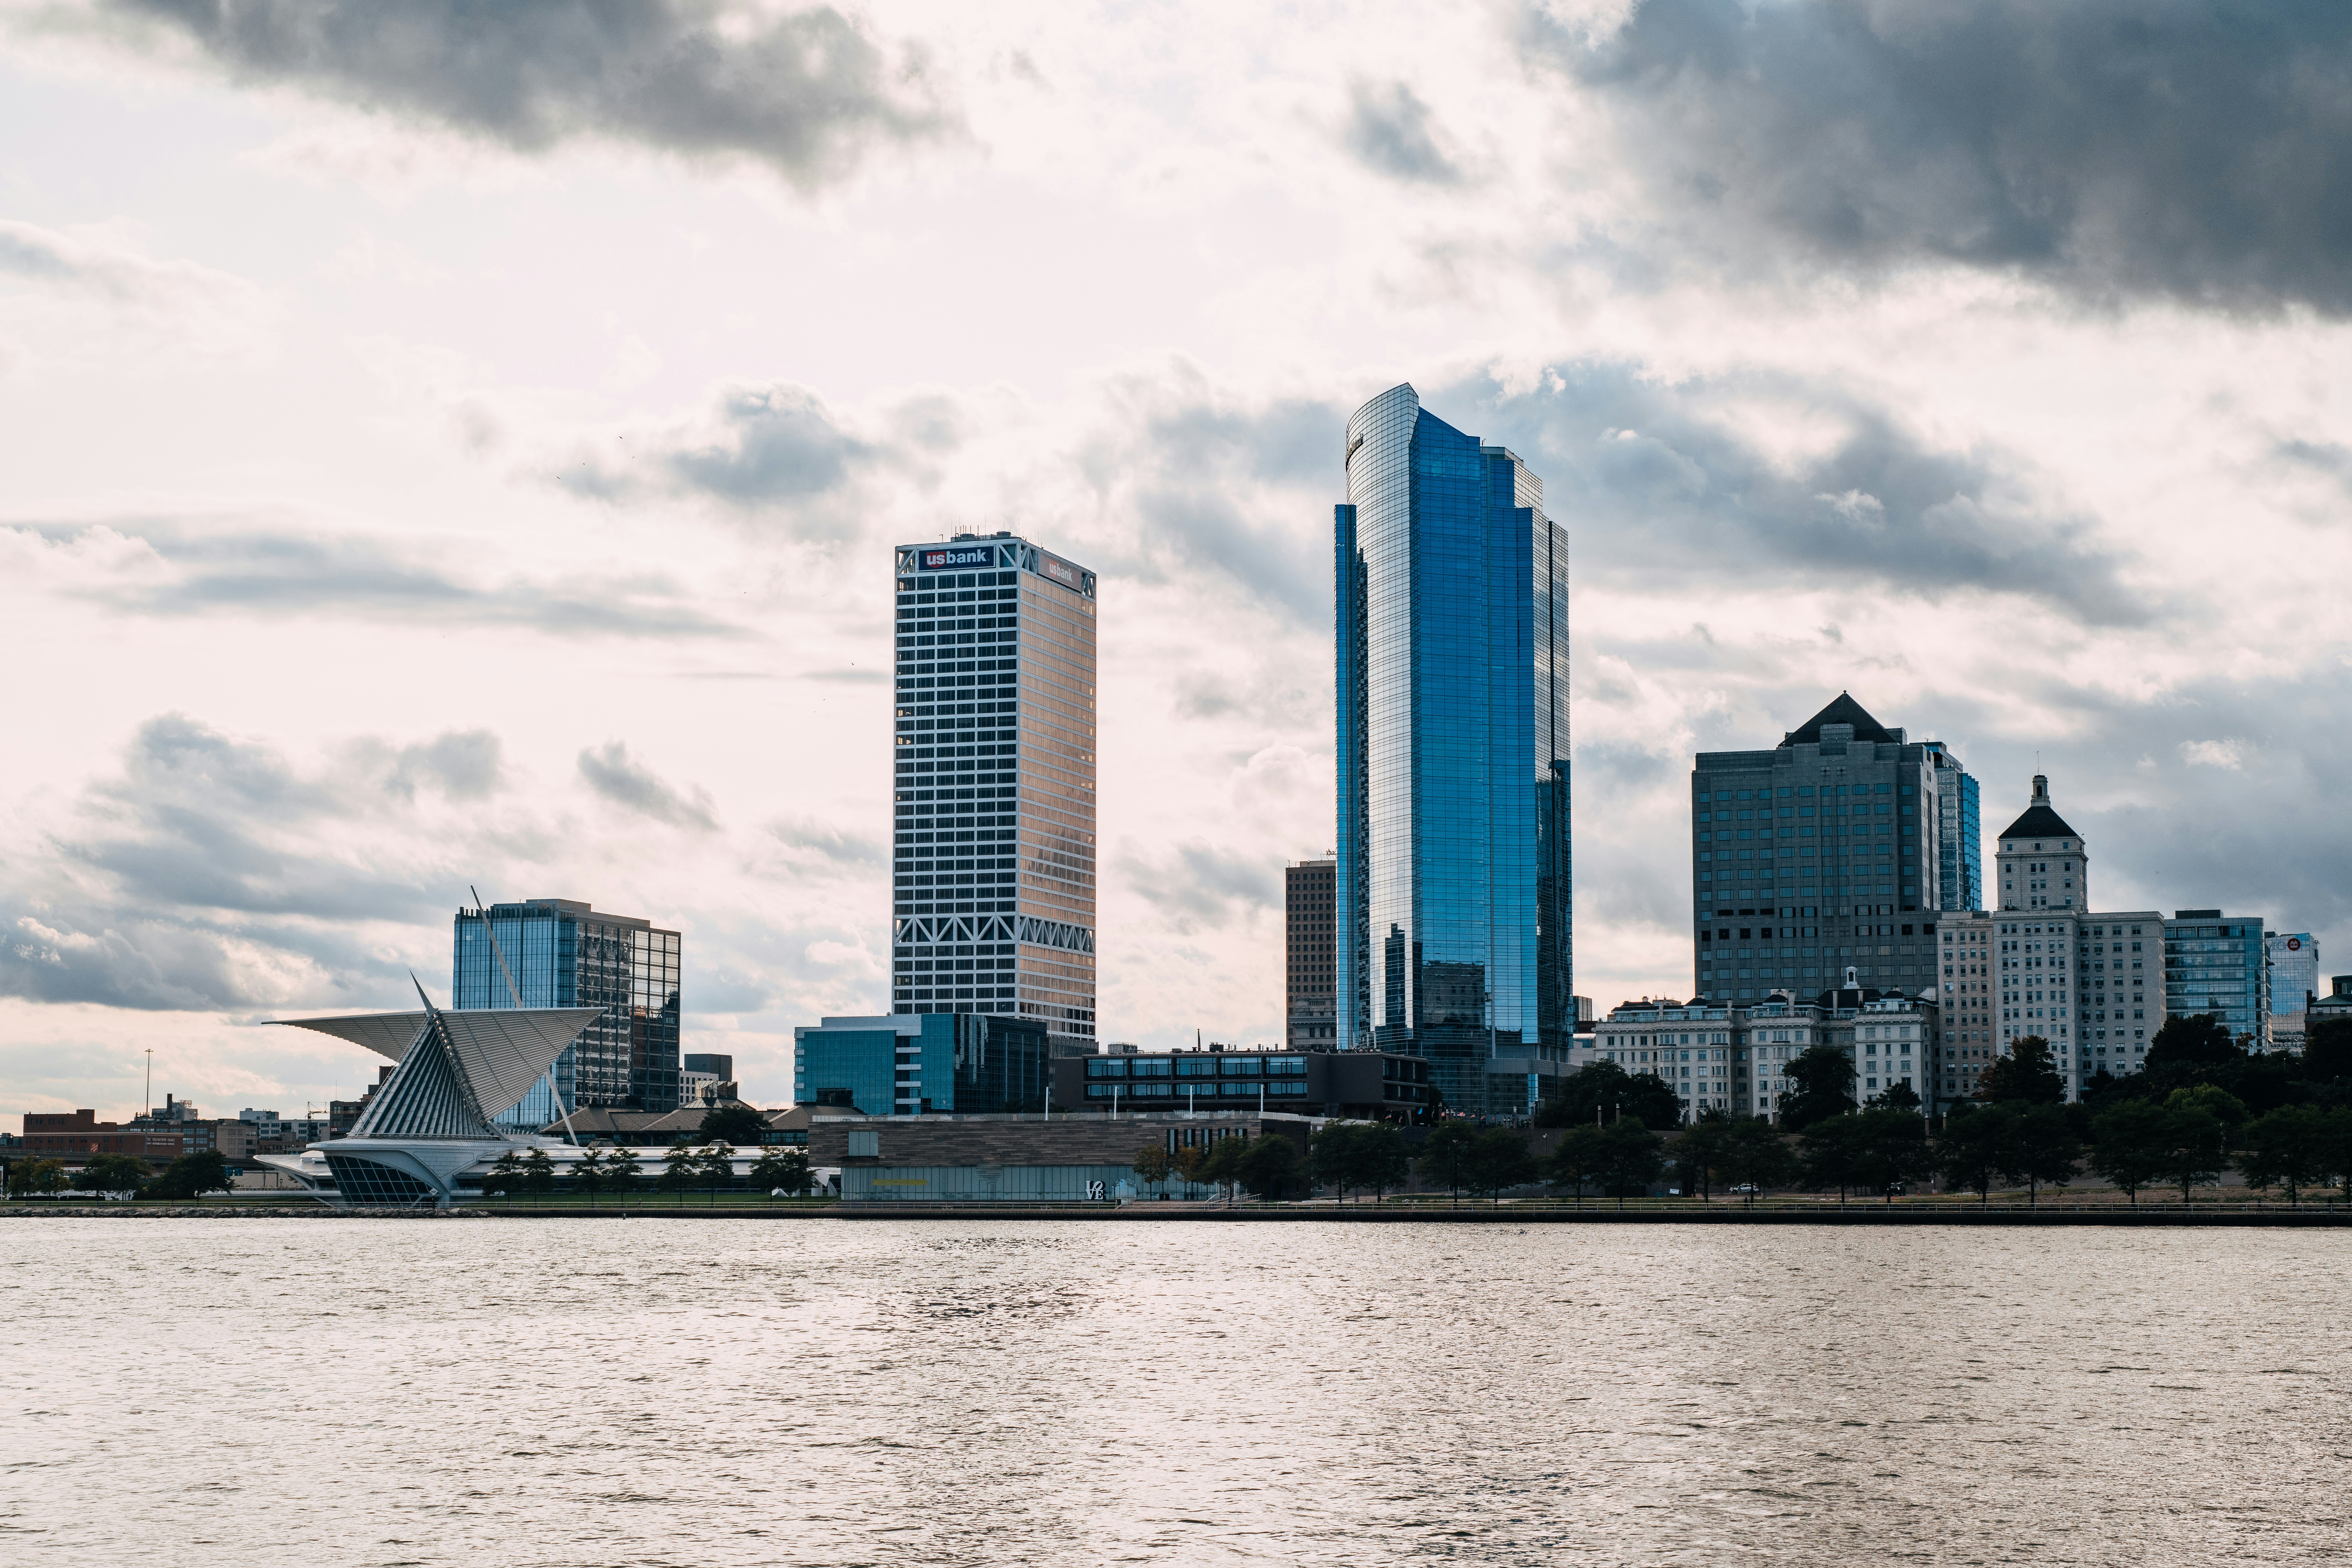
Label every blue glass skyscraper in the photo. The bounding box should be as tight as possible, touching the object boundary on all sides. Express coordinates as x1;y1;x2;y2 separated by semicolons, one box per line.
452;897;682;1127
1334;385;1571;1112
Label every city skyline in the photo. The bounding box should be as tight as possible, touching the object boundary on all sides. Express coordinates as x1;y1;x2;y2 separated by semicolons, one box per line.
6;4;2351;1120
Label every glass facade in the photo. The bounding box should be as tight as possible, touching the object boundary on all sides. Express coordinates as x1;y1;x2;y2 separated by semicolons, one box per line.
1690;699;1960;1005
890;535;1098;1053
1931;750;1981;912
453;898;682;1125
2165;914;2270;1047
1334;385;1572;1113
794;1013;1051;1115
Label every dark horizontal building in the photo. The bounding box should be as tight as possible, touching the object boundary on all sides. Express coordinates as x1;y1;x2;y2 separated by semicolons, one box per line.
1051;1048;1431;1117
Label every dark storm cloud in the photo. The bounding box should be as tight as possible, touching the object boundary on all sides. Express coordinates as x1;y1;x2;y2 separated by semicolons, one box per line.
30;521;742;638
1341;79;1465;186
1955;663;2352;944
1527;0;2352;313
554;382;909;541
1441;362;2149;626
664;385;871;503
0;715;479;1010
577;741;718;830
115;0;955;191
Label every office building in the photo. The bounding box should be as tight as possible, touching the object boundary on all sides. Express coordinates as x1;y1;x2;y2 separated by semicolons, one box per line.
2165;912;2270;1049
1929;745;1981;911
1690;693;1965;1006
454;897;684;1123
1285;856;1336;1048
1590;978;1938;1122
2268;932;2318;1049
1056;1046;1431;1117
891;533;1098;1056
794;1012;1051;1116
1334;384;1572;1113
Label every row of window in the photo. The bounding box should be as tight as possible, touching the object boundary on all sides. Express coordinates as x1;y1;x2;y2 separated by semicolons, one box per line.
1084;1081;1308;1098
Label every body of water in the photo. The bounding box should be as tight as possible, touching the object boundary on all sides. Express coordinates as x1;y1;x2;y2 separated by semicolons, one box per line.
4;1218;2345;1565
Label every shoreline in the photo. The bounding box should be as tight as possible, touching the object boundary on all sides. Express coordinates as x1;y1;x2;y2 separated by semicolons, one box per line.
8;1203;2350;1226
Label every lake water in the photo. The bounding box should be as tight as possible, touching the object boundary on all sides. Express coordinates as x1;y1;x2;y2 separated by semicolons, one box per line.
5;1218;2346;1565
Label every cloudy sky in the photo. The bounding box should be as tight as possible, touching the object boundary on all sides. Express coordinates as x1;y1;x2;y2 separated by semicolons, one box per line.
4;0;2348;1118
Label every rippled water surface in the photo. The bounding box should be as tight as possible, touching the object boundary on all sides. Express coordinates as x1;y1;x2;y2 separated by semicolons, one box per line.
5;1218;2348;1565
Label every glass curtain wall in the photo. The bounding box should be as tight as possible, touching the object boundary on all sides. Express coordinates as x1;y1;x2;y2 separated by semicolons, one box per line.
454;900;682;1127
1334;384;1572;1110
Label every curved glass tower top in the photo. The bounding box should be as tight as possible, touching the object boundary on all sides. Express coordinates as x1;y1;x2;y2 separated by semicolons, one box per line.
1335;386;1570;1111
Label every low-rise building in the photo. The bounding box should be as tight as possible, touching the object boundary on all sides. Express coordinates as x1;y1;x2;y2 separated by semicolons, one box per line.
795;1013;1050;1115
22;1110;185;1165
1591;979;1937;1122
1051;1047;1431;1119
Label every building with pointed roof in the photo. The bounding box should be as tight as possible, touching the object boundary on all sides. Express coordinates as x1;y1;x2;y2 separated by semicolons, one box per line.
1995;774;2086;910
1688;692;1975;1012
257;992;603;1206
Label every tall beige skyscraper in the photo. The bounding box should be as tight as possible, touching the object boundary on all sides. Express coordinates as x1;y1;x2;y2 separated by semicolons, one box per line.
1285;856;1335;1048
889;534;1098;1055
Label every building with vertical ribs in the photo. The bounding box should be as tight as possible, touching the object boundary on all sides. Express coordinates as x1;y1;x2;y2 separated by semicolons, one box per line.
1285;856;1335;1048
890;534;1099;1056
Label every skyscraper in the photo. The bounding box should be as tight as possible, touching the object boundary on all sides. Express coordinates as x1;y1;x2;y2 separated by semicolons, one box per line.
1929;744;1981;911
1285;856;1335;1048
452;897;682;1125
1689;694;1969;1006
890;533;1098;1055
1334;384;1572;1113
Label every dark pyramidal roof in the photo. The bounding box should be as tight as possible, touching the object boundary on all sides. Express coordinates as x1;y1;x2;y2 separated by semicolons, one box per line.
1998;776;2081;842
1782;692;1897;746
1999;804;2080;841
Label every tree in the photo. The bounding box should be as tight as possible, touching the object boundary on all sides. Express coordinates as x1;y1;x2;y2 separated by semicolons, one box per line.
1716;1118;1797;1206
2301;1016;2352;1084
1847;1107;1933;1204
659;1138;700;1207
1869;1081;1923;1112
2238;1106;2329;1207
603;1146;642;1208
697;1142;735;1207
10;1158;67;1199
2145;1013;2241;1077
2087;1100;2168;1206
1979;1036;2065;1104
1464;1128;1541;1205
1676;1115;1733;1202
482;1149;525;1202
700;1102;768;1147
1354;1124;1411;1202
1801;1115;1867;1204
1548;1123;1606;1208
1535;1061;1683;1131
1132;1141;1175;1198
1595;1120;1665;1207
1196;1135;1248;1202
522;1147;557;1206
2157;1097;2230;1204
78;1154;150;1198
1418;1121;1480;1205
750;1148;814;1200
149;1151;234;1201
1777;1045;1859;1131
1998;1103;2081;1208
1937;1103;2012;1205
573;1148;607;1208
1238;1132;1304;1201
